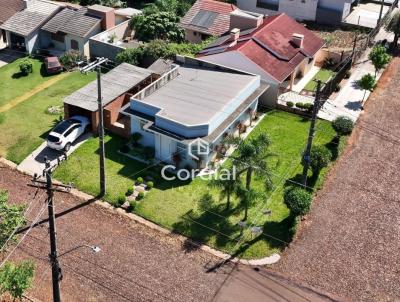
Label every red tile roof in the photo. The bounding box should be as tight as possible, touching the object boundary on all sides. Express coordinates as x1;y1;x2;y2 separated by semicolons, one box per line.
199;14;325;83
0;0;24;24
180;0;236;36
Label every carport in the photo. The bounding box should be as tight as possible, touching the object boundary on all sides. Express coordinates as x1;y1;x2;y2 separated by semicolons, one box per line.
63;63;157;138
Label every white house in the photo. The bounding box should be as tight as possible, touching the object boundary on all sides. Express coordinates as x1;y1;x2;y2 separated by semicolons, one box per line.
236;0;356;25
121;57;269;169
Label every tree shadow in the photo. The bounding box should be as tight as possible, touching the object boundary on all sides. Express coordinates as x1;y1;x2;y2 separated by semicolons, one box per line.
344;100;362;111
284;172;318;191
11;71;29;79
325;136;340;161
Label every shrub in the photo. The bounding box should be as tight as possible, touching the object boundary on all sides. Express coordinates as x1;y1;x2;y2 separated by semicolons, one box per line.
284;187;312;216
129;201;136;211
303;103;314;113
295;102;304;109
287;215;300;240
334;84;341;92
117;195;126;206
323;57;336;68
287;101;294;108
59;50;82;70
309;145;332;173
137;191;145;200
126;187;134;196
146;181;154;190
332;116;354;136
345;69;352;79
19;59;33;75
136;177;143;184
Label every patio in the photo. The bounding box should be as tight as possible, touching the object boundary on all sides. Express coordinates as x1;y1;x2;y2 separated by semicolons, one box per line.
344;2;390;29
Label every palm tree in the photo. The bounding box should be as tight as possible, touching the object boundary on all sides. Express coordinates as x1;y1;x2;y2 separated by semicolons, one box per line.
209;169;241;210
226;133;278;220
236;187;263;221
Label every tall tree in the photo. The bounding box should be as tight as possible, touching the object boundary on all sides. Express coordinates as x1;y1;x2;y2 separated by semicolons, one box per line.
236;187;262;221
385;11;400;49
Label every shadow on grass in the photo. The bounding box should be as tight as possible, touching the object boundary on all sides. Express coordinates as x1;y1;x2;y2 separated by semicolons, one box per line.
325;136;340;161
11;71;29;79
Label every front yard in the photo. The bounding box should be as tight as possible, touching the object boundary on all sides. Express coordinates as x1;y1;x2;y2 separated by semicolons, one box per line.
0;58;95;163
54;110;342;259
304;69;336;92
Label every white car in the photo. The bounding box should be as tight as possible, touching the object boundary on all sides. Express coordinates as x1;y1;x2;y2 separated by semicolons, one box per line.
47;116;90;151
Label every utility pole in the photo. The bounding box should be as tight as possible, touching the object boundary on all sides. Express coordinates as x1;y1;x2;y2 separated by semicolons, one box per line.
378;0;385;25
29;155;71;302
302;80;322;187
80;58;108;197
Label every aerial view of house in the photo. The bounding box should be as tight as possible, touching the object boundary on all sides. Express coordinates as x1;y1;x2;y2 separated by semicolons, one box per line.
0;0;61;53
198;13;325;106
0;0;399;301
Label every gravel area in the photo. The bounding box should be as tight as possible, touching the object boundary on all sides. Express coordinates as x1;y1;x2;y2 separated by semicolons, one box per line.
272;58;400;301
0;166;231;302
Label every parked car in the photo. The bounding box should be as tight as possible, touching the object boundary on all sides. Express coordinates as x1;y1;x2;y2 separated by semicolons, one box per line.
47;116;90;151
44;56;62;74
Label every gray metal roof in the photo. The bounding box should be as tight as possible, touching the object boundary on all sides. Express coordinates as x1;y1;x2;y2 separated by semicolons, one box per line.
190;10;218;28
140;64;258;126
42;7;101;38
64;63;153;112
0;0;60;36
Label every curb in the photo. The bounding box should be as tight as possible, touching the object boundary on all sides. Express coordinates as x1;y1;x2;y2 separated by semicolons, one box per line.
1;157;281;266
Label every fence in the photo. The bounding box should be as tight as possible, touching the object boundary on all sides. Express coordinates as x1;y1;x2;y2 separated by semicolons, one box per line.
320;56;352;99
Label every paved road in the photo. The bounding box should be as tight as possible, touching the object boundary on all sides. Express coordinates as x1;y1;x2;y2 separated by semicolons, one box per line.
273;58;400;302
17;133;91;176
213;267;339;302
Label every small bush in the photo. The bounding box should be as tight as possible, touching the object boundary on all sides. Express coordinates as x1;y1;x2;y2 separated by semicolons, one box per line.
136;177;143;184
287;215;300;240
146;181;154;190
334;84;341;92
345;69;352;79
19;59;33;75
287;101;294;108
59;50;82;70
309;145;332;173
303;103;314;113
332;116;354;136
137;191;145;200
295;102;304;109
129;201;137;212
117;195;126;207
126;187;134;196
284;187;312;217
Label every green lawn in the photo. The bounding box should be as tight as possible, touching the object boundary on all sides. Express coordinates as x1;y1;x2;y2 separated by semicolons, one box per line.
54;111;342;259
304;69;336;92
0;68;95;163
0;57;52;107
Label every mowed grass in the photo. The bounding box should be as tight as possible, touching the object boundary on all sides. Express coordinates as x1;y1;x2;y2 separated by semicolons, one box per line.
54;111;340;259
0;58;51;107
304;69;336;91
0;71;95;163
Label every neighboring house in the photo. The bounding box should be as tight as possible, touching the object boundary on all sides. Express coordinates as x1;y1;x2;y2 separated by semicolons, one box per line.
0;0;61;53
89;9;142;61
121;57;269;169
41;4;118;57
0;0;24;49
179;0;237;43
63;63;158;138
236;0;356;25
197;13;325;107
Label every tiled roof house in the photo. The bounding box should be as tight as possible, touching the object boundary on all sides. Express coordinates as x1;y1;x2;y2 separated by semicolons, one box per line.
198;13;325;106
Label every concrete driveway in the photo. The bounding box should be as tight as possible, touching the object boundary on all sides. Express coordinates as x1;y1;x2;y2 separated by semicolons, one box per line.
344;3;390;28
0;48;24;67
17;133;92;175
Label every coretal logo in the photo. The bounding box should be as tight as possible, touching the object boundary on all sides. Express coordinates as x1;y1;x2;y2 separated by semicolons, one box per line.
188;138;209;160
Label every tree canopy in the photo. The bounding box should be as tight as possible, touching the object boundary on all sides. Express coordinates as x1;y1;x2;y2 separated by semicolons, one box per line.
368;45;391;75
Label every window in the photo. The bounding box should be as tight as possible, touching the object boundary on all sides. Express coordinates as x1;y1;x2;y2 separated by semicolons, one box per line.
51;32;65;43
70;39;79;50
176;142;187;160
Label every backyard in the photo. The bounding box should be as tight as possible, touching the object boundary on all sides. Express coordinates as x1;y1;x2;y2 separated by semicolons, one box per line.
304;68;336;92
54;110;343;259
0;57;95;163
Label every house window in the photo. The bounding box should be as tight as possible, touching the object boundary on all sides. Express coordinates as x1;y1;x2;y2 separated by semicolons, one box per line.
70;39;79;50
176;142;187;160
51;32;65;43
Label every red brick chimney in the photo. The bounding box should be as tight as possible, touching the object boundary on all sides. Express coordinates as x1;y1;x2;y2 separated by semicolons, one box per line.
292;33;304;49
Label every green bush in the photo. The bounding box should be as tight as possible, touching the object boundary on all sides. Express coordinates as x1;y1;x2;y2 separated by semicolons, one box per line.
295;102;304;109
59;50;82;70
332;116;354;136
129;201;137;212
309;145;332;173
287;101;294;108
117;195;126;206
136;177;143;184
303;103;314;113
137;191;145;200
146;181;154;190
19;59;33;75
284;187;312;216
287;215;300;240
126;187;134;196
